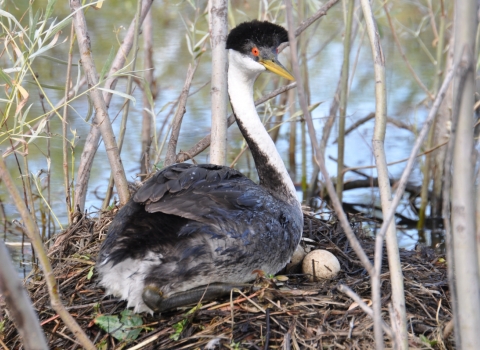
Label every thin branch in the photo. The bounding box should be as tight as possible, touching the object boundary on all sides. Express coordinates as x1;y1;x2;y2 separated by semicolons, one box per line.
342;139;449;175
209;0;229;165
278;0;340;53
73;0;154;211
175;83;297;163
62;22;75;225
70;0;129;206
0;240;48;350
284;0;373;277
336;0;354;203
360;0;410;346
140;9;155;179
164;61;200;167
0;157;96;350
374;64;456;257
337;284;393;337
383;5;434;100
332;113;414;144
102;0;143;209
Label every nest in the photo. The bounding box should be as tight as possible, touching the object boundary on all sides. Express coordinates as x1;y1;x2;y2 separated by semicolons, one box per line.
1;209;453;349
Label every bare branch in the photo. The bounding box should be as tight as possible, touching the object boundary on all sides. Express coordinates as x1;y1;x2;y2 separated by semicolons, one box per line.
0;240;48;350
0;157;96;350
337;284;393;337
360;0;407;346
284;0;373;278
278;0;340;53
74;0;154;211
175;83;297;163
209;0;229;165
70;0;129;206
164;61;200;167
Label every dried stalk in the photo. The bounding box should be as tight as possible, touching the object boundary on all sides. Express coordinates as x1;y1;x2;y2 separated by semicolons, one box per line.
284;0;373;285
70;0;129;206
450;0;480;342
164;61;200;167
73;0;154;211
359;0;408;348
0;240;48;350
140;9;155;179
442;54;467;350
383;5;434;100
299;0;309;199
0;157;95;350
288;88;297;181
337;285;392;337
306;10;359;203
209;0;229;165
175;1;337;165
102;0;143;209
336;0;354;203
278;0;340;53
430;0;449;223
175;83;297;163
62;22;75;225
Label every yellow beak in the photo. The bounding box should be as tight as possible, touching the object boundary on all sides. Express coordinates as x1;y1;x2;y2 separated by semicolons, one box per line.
259;59;295;81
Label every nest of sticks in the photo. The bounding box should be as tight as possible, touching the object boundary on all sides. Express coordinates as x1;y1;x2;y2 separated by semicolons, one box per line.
1;208;453;349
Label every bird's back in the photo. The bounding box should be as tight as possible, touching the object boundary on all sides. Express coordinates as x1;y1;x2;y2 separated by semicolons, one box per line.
97;163;302;312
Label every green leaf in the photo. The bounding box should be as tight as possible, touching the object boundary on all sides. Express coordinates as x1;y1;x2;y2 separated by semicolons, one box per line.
45;0;58;19
0;69;12;86
94;310;143;341
25;80;65;91
87;266;94;280
97;87;136;105
38;55;79;66
99;47;115;82
170;319;187;340
419;334;437;347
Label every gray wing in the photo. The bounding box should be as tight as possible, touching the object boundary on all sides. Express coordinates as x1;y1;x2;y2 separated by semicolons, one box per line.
133;163;265;225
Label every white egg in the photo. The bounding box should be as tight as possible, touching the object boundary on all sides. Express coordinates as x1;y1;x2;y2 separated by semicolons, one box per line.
302;249;340;280
285;244;307;272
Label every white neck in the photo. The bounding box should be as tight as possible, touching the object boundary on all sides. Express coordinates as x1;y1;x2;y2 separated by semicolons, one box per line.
227;50;298;204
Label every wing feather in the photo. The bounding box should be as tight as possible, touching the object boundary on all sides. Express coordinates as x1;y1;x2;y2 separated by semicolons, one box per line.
134;164;263;225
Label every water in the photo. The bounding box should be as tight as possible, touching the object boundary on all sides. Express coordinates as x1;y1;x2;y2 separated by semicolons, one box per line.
1;0;442;272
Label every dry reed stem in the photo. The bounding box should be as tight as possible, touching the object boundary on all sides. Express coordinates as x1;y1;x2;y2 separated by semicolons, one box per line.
73;0;154;212
359;0;408;347
164;61;200;167
0;240;48;350
62;22;76;225
70;0;130;206
335;0;354;203
140;9;155;179
284;0;373;306
0;157;96;350
208;0;229;165
175;83;297;163
102;0;143;209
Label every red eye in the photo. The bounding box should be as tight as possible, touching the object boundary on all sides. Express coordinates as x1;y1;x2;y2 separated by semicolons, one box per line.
251;47;259;56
